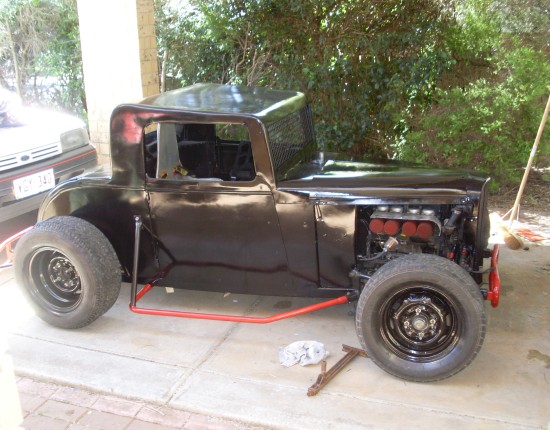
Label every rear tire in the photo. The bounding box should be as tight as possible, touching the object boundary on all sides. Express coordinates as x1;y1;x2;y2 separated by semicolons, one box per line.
14;216;121;329
355;254;486;382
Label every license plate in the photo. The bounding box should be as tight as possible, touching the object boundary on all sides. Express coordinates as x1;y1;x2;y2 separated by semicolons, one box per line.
13;168;55;199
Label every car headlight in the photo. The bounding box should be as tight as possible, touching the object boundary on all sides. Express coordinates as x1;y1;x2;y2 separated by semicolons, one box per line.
60;128;90;151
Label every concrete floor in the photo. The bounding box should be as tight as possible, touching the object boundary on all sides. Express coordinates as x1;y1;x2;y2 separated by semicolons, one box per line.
1;213;549;430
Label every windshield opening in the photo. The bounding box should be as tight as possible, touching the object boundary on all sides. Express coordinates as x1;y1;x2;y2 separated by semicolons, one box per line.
265;105;318;181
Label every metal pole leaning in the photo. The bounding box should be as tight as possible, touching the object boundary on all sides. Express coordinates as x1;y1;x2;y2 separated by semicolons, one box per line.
130;215;142;307
508;95;550;225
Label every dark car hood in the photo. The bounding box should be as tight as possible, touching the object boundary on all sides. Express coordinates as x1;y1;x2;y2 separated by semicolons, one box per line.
277;154;488;199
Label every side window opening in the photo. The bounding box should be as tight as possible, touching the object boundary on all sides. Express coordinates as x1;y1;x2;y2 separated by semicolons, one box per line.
144;122;255;182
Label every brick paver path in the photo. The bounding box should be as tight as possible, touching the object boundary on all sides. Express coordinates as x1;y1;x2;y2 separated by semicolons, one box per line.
15;377;263;430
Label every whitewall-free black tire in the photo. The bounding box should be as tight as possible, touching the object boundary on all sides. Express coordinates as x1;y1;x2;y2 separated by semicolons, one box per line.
14;216;121;329
355;254;486;382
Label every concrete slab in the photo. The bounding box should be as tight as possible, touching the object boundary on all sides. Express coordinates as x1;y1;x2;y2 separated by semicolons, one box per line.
8;287;260;369
2;240;550;429
7;335;190;402
169;267;550;429
170;371;533;430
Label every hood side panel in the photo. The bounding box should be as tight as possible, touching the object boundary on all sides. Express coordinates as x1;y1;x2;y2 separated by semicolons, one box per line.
316;204;356;289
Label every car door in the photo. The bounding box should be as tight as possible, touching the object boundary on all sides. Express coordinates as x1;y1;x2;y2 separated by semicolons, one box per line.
145;121;291;295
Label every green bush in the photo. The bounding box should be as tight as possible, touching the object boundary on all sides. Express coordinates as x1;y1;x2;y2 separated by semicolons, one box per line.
396;44;550;189
156;0;549;188
155;0;455;157
0;0;84;115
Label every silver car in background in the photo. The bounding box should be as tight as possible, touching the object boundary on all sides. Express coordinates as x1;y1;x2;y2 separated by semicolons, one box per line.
0;107;97;222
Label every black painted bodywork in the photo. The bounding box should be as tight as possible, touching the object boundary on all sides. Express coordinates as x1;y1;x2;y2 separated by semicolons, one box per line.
38;84;490;298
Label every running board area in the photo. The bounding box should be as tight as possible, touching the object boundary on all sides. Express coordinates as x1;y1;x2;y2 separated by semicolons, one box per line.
129;215;350;323
130;283;350;323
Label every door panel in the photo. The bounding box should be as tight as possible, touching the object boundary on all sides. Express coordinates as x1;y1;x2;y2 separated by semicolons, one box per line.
147;180;291;294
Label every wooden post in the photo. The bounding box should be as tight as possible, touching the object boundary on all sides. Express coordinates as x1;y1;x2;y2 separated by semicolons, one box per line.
508;95;550;225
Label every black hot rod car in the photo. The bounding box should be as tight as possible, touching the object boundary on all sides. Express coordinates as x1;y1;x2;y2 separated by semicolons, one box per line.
9;84;501;382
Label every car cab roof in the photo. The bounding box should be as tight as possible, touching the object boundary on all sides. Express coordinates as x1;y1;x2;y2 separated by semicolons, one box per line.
137;83;307;123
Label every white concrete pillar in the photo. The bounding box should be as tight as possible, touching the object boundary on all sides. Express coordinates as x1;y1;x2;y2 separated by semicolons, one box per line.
77;0;159;162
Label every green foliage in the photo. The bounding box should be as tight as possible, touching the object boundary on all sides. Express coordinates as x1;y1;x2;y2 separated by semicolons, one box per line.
444;0;502;63
157;0;549;188
0;0;84;116
34;0;84;115
396;0;550;189
156;0;455;156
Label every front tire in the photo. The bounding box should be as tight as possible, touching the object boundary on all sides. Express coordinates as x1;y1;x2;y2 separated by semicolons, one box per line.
14;216;121;329
355;254;486;382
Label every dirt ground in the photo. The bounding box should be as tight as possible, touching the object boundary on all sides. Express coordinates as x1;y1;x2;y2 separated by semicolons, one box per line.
490;169;550;214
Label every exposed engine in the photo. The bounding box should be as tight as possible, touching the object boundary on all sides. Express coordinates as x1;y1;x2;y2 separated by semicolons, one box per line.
356;203;482;278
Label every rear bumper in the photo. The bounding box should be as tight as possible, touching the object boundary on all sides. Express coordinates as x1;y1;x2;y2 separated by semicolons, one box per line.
0;145;97;223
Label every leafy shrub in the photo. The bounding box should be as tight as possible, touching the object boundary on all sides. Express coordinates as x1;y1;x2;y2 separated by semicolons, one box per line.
156;0;549;189
0;0;84;115
396;45;550;189
155;0;455;157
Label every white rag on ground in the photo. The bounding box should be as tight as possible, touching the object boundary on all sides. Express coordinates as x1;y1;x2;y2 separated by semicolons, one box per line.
278;341;329;367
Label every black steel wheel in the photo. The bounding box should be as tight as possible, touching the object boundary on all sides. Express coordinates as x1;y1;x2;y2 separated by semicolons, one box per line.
355;254;486;382
27;247;83;313
14;216;121;329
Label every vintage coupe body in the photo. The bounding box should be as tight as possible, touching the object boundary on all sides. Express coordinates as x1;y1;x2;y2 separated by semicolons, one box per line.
12;84;501;382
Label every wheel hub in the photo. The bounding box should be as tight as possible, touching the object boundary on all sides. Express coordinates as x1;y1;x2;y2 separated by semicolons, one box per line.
28;248;83;312
398;300;441;341
381;287;459;361
48;257;80;293
411;314;428;331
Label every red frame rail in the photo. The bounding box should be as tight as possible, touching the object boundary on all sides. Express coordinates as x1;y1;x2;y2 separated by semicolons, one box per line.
130;282;350;323
128;215;350;323
129;216;501;322
486;244;501;308
0;226;33;272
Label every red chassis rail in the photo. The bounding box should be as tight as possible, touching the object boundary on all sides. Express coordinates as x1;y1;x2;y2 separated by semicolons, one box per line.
128;215;502;323
128;215;351;323
0;226;33;272
129;249;502;322
130;282;350;324
3;217;503;322
128;252;502;324
486;244;501;308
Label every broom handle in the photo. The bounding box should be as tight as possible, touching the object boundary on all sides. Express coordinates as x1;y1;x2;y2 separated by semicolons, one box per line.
509;95;550;225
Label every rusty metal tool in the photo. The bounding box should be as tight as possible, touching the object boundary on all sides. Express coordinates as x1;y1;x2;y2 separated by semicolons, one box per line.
307;344;367;396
